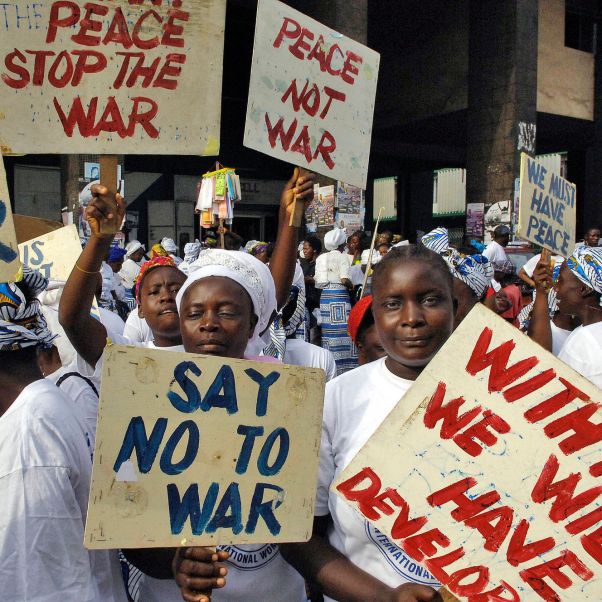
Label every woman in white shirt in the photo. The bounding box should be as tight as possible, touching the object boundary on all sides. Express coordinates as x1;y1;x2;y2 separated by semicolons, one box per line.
281;244;455;602
315;227;357;375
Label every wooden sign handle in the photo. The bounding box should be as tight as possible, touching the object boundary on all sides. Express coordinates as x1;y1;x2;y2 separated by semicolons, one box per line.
289;167;310;227
99;155;120;237
439;588;461;602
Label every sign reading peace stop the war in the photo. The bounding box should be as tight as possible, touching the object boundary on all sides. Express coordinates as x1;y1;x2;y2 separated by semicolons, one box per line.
334;304;602;601
0;0;226;155
85;345;325;549
244;0;380;189
0;158;20;282
518;153;576;256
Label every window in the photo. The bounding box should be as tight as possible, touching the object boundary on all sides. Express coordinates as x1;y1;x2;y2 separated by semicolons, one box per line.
565;0;597;53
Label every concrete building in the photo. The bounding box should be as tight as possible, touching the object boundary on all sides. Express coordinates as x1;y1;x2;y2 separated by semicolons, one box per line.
3;0;600;247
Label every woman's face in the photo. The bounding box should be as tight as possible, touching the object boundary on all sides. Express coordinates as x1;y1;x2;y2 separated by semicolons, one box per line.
347;236;360;255
555;262;584;316
372;259;454;380
179;277;257;359
585;228;600;247
254;249;269;264
357;323;386;366
138;267;186;344
303;242;316;262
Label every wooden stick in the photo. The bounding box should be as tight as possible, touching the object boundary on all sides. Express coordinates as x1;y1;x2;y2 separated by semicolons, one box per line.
289;167;310;227
219;219;225;249
99;155;119;236
359;207;384;299
439;588;461;602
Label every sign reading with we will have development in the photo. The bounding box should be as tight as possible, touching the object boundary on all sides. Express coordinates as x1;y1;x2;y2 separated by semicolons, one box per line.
518;154;576;256
244;0;380;189
334;304;602;601
0;0;226;155
85;346;325;549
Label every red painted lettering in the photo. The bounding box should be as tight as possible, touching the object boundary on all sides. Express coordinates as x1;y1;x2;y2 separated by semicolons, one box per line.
334;467;385;521
503;368;556;403
402;528;450;563
71;2;108;47
427;478;500;522
153;53;186;89
46;1;80;44
132;10;162;49
2;49;30;89
273;17;301;49
161;8;189;48
281;80;320;117
104;7;133;49
71;50;107;86
265;114;297;151
464;506;514;553
290;125;313;162
566;507;602;535
506;519;555;566
448;565;490;597
453;410;511;457
313;130;336;168
581;525;602;565
340;50;363;85
47;50;73;88
544;402;602;455
289;27;315;60
519;550;593;601
466;327;539;392
53;96;97;136
423;381;483;439
524;377;590;423
424;547;465;583
467;582;520;602
126;96;159;137
320;86;346;119
532;454;602;521
92;96;126;135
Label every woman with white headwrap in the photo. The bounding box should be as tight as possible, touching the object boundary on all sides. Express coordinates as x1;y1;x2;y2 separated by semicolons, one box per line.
178;240;203;275
315;227;357;374
554;246;602;387
160;237;183;265
132;249;307;602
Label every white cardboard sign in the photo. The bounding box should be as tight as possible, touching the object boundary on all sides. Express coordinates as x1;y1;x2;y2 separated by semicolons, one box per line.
0;0;226;155
0;158;21;282
518;153;577;256
85;345;325;549
334;304;602;601
244;0;380;188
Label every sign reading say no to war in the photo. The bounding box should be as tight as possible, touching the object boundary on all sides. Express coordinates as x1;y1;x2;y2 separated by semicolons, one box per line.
518;153;577;256
0;0;226;155
85;345;325;549
244;0;380;189
334;304;602;601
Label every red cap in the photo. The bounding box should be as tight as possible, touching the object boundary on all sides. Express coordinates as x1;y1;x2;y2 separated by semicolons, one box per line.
348;295;373;344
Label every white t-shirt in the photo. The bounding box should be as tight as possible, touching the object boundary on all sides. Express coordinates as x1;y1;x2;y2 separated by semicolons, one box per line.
558;322;602;388
123;310;153;343
482;240;507;265
521;254;564;278
550;321;572;357
315;250;350;288
284;338;337;382
0;380;126;602
316;358;440;597
99;306;125;337
119;258;142;289
46;363;100;447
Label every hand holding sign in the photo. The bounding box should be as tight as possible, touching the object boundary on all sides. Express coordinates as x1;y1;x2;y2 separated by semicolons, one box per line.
281;167;316;227
532;248;554;294
85;185;125;239
173;547;229;602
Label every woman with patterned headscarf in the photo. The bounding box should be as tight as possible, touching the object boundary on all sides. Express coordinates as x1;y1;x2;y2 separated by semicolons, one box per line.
555;246;602;387
0;268;127;602
315;227;357;374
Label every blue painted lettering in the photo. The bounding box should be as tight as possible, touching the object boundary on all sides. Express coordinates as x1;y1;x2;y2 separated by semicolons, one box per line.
168;361;202;413
159;420;199;476
113;416;167;474
206;482;244;534
235;425;264;475
0;200;17;263
257;428;290;476
167;482;218;535
244;368;281;416
526;158;546;189
246;483;284;535
201;365;238;414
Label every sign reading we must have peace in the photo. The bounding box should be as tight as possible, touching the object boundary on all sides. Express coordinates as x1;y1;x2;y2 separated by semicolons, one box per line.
0;0;226;155
334;304;602;601
85;346;325;549
244;0;380;189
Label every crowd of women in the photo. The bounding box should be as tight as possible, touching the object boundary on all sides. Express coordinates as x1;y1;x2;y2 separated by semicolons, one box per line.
0;167;601;602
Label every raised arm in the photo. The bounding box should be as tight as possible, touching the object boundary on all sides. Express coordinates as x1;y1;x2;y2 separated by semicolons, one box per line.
59;185;125;367
269;168;315;308
527;250;554;352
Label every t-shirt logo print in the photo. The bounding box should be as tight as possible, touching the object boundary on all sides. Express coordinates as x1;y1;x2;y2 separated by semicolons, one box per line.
365;522;440;587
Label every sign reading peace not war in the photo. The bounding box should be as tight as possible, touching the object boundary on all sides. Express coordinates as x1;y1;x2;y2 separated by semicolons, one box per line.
244;0;380;189
518;153;576;256
0;0;226;155
0;158;20;282
334;304;602;601
85;346;325;549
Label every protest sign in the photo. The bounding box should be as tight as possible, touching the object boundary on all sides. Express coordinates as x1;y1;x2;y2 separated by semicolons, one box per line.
334;303;602;601
519;153;576;256
0;0;226;155
0;158;21;282
244;0;380;189
85;345;325;549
